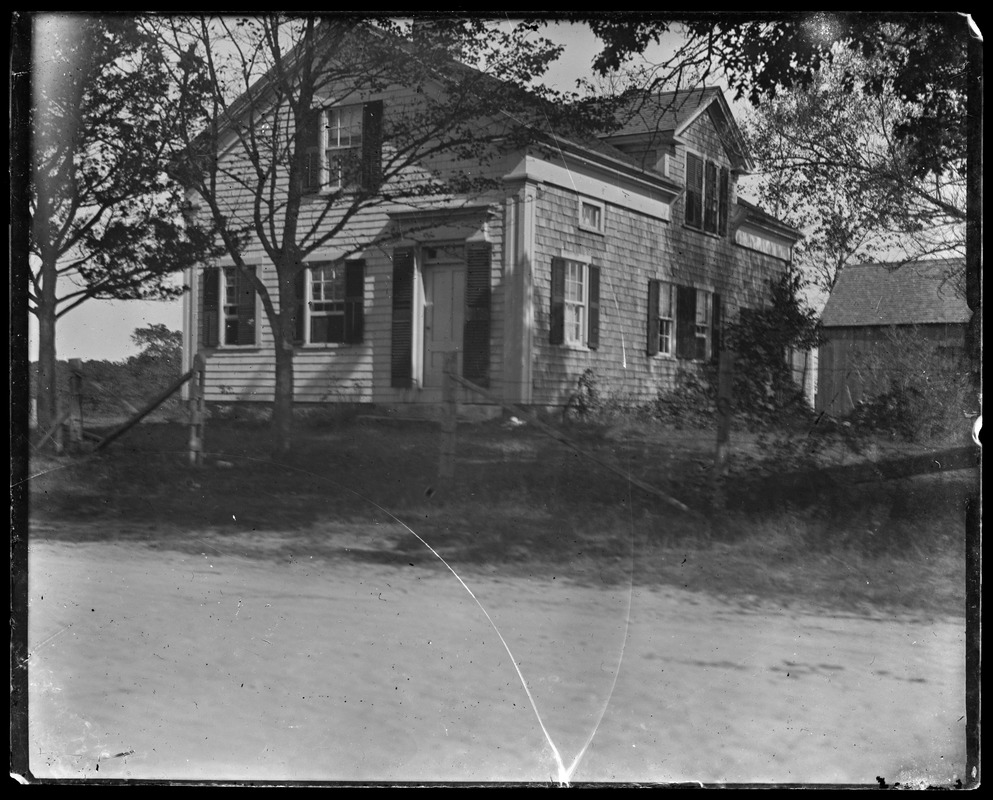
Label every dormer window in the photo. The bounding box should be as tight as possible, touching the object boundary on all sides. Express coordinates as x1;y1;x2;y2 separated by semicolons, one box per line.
685;152;729;236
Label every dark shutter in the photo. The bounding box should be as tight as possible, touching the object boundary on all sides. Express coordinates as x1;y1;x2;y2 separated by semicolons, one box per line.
361;100;384;193
302;107;322;192
675;284;696;359
587;264;600;350
549;257;566;345
344;260;365;344
711;292;722;361
201;267;219;349
462;242;491;386
646;279;661;356
704;160;718;233
293;269;305;344
718;167;730;236
685;153;703;229
390;248;414;388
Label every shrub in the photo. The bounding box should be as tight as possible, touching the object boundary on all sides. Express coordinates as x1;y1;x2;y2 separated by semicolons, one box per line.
845;327;973;443
723;268;824;429
648;367;716;429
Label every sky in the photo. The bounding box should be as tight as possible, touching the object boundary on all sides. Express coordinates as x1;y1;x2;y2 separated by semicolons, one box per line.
24;17;682;364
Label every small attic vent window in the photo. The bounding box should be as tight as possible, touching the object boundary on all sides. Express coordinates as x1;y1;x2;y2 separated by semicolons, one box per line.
579;199;605;234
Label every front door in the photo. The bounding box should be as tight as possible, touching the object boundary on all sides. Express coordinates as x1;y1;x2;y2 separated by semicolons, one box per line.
422;261;465;389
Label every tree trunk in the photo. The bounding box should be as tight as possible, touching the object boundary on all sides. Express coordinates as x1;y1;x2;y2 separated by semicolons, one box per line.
272;340;294;458
270;273;297;458
35;253;60;444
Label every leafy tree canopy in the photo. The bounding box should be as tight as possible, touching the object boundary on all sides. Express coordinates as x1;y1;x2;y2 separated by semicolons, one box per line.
584;12;970;178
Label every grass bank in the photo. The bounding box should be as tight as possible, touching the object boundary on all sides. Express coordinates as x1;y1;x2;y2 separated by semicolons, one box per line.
26;416;973;619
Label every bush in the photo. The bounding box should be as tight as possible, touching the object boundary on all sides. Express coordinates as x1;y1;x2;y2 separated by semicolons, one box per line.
563;368;643;424
648;368;716;429
844;327;973;443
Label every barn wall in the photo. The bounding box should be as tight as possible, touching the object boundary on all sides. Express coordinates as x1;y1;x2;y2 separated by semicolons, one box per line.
815;323;967;416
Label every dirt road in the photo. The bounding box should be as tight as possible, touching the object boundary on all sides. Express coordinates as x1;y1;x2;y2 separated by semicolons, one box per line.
26;536;965;785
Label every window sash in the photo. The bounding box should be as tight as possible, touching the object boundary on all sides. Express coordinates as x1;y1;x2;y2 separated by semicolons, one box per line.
685;153;728;236
563;260;586;345
579;200;604;233
305;104;364;191
221;267;256;347
694;290;712;360
658;282;674;355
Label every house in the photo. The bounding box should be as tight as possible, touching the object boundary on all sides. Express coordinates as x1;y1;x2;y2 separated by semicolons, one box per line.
815;257;969;416
181;32;802;416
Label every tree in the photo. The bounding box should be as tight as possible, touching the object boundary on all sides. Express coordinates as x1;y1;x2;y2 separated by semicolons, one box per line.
156;15;606;455
29;14;220;439
741;49;965;292
582;12;980;394
584;12;969;177
724;267;824;422
129;323;183;367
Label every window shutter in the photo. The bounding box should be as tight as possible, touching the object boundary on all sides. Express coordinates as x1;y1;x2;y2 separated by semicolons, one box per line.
201;267;219;349
292;269;305;344
704;160;718;233
646;279;661;356
390;248;414;388
675;284;696;359
711;292;722;361
587;264;600;350
361;100;384;193
233;267;257;346
685;153;703;229
302;107;322;192
718;167;730;236
549;257;566;345
344;260;365;344
463;242;492;386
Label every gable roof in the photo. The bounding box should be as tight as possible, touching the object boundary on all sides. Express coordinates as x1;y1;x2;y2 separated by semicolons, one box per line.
603;87;753;172
820;258;969;327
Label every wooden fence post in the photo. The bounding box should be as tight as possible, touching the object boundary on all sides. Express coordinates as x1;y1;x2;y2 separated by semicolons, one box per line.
67;358;84;450
712;349;735;513
188;353;206;466
439;351;458;483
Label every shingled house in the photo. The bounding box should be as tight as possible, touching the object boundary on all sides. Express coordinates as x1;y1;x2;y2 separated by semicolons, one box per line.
815;257;969;416
181;34;802;415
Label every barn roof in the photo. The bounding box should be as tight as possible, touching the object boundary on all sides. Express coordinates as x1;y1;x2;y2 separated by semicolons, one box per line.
820;258;969;327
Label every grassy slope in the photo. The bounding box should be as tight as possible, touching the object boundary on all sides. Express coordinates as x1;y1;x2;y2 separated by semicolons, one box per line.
26;417;972;620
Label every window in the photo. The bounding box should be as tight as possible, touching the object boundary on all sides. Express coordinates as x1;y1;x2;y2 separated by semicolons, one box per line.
293;260;365;345
302;100;383;193
647;279;676;357
564;260;586;345
550;257;600;349
648;279;720;361
578;199;605;234
685;152;730;236
694;289;712;360
201;266;257;348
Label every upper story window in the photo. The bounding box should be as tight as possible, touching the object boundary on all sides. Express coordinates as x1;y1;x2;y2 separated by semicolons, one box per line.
578;198;605;234
302;100;383;194
685;152;730;236
550;256;600;350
